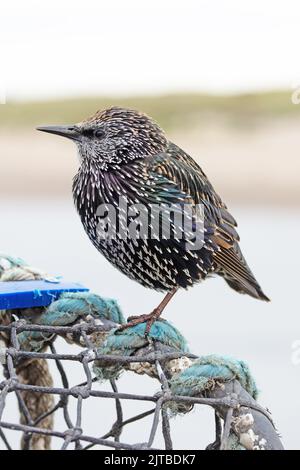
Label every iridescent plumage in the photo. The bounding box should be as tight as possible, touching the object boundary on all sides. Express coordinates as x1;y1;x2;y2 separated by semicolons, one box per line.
38;107;269;311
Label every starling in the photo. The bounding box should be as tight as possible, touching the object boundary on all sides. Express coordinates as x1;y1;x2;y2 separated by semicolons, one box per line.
37;107;269;334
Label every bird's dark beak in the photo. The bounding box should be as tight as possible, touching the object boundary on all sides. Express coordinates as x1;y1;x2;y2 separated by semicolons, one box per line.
36;125;81;142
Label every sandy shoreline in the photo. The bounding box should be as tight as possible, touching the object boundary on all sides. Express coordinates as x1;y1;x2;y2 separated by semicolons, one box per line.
1;118;299;205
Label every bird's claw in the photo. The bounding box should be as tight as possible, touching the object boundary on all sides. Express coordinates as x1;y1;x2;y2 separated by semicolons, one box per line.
117;310;161;337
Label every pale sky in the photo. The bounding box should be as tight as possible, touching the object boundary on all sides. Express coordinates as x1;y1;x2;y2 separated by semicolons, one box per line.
1;0;300;101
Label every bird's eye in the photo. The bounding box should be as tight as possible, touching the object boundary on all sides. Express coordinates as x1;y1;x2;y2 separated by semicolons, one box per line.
94;129;106;139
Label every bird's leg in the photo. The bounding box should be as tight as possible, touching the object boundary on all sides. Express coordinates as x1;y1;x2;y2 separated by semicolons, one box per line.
118;288;178;336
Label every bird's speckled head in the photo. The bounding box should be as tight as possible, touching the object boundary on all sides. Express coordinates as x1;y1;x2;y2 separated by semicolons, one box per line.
37;107;168;171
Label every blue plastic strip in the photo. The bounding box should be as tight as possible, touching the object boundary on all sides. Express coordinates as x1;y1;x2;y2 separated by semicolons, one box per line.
0;280;89;310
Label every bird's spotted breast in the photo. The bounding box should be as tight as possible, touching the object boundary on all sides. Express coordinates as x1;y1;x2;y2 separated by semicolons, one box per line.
73;158;215;292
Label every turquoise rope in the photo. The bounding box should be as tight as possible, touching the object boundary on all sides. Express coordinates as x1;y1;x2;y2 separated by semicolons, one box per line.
0;254;27;276
94;319;189;381
17;330;55;353
170;354;258;399
18;292;124;352
36;292;124;326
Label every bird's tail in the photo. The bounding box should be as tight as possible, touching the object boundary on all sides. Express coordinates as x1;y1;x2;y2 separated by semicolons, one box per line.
223;276;270;301
215;244;270;302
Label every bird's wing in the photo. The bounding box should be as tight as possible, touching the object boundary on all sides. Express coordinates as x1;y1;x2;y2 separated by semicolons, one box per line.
145;142;269;301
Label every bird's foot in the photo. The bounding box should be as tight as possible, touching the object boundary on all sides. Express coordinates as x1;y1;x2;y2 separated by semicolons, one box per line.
117;308;162;337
